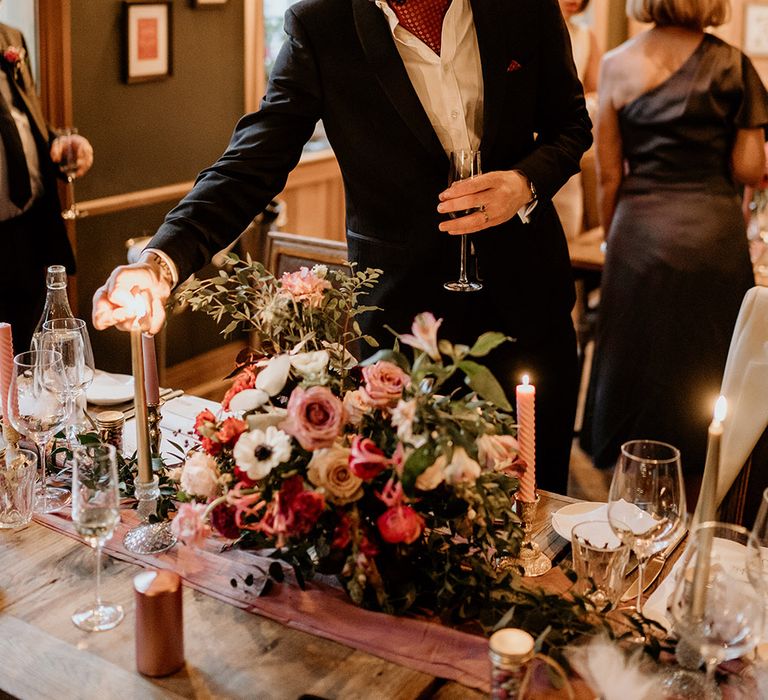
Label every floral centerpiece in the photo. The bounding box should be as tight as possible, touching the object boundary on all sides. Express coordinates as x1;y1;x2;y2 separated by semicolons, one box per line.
170;255;636;659
173;255;529;626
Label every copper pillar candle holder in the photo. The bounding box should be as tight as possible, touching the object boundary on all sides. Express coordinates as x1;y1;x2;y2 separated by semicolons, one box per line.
499;495;552;577
134;569;184;677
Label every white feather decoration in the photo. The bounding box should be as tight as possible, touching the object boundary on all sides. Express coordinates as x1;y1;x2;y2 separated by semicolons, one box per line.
565;635;661;700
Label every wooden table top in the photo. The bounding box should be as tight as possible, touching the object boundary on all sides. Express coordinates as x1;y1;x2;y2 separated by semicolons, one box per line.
0;491;587;700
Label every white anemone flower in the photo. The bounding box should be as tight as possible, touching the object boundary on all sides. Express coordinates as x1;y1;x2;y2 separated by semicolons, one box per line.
233;426;293;481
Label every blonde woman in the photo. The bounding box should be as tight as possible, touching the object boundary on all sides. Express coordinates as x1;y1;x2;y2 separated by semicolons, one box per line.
589;0;768;500
553;0;602;239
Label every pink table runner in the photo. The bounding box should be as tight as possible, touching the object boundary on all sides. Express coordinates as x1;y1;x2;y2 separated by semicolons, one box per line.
34;509;492;693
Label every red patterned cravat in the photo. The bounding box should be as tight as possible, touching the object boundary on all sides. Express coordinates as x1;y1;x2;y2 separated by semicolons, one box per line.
387;0;452;56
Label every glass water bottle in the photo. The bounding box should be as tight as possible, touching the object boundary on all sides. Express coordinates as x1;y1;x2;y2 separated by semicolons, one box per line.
31;265;74;352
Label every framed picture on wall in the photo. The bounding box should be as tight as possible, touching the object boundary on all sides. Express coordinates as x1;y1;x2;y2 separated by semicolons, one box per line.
122;1;172;84
744;2;768;57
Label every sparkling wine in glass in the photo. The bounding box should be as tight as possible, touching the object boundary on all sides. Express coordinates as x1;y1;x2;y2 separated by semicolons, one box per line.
71;443;124;632
55;127;87;220
444;149;483;293
6;350;69;513
41;318;95;446
607;439;686;617
668;522;764;699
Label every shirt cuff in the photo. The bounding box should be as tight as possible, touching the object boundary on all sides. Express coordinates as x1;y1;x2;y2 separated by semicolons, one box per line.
517;198;539;224
141;247;179;288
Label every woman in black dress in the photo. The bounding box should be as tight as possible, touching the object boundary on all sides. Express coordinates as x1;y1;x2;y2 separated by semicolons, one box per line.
589;0;768;503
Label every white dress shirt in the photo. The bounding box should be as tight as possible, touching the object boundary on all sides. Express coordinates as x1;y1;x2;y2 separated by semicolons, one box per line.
375;0;483;156
0;69;42;221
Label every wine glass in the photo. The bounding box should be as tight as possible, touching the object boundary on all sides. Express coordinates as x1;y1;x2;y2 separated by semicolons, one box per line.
70;443;124;631
444;149;483;293
6;350;69;513
607;439;686;616
669;522;764;699
41;318;95;446
55;127;87;220
747;488;768;636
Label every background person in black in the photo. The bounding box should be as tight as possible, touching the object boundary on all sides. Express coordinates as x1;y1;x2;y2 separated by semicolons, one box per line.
0;21;93;350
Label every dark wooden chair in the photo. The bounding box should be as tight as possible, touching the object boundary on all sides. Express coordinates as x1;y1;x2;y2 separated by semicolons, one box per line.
265;231;350;277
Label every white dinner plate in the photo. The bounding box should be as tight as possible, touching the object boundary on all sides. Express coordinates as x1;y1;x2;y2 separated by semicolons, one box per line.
86;370;135;405
551;501;609;541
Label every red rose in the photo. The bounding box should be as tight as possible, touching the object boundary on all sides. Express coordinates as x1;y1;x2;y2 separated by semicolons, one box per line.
332;513;352;550
3;47;22;64
349;435;390;480
194;409;218;439
377;505;424;545
216;417;247;448
281;385;343;451
209;502;241;540
201;436;222;456
280;475;325;535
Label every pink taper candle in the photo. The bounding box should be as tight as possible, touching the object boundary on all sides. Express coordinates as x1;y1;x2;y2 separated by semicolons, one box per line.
0;323;16;420
141;333;160;405
516;374;536;502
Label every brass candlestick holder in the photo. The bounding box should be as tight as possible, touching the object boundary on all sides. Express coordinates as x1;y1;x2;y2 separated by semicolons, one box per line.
147;401;163;461
499;495;552;577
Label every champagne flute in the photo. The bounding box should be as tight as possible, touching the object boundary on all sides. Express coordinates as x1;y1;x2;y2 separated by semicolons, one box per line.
71;443;124;631
55;127;87;220
6;350;69;513
668;522;764;699
41;318;95;447
444;149;483;293
607;439;686;616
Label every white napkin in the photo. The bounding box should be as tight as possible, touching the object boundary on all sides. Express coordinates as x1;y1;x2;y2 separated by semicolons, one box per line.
644;537;756;631
122;395;222;462
551;503;608;539
716;287;768;505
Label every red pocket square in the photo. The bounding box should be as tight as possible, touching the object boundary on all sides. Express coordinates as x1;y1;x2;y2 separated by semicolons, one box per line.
507;59;522;72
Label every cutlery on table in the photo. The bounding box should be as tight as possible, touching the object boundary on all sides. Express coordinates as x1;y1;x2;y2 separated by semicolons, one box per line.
619;526;687;602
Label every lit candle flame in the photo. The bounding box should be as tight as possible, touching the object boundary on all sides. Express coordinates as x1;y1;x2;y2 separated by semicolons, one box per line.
126;293;148;329
714;395;727;424
522;374;530;386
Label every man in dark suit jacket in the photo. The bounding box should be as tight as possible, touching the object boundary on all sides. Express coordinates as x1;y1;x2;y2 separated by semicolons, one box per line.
94;0;591;493
0;22;93;349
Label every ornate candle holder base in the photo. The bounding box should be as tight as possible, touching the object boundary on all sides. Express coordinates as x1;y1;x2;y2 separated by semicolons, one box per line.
498;496;552;577
147;401;162;459
123;475;177;554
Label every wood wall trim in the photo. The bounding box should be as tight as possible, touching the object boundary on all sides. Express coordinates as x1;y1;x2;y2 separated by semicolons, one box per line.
244;0;264;114
77;181;196;217
37;0;72;126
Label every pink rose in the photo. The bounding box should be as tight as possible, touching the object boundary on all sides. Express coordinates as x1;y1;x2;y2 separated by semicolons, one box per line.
171;503;211;547
281;385;344;451
3;46;24;65
280;266;332;307
342;389;373;427
377;505;424;544
399;312;442;361
361;361;410;408
349;436;391;480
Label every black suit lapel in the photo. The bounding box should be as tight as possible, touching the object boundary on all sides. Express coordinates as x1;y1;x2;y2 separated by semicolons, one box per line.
352;0;446;163
470;0;508;156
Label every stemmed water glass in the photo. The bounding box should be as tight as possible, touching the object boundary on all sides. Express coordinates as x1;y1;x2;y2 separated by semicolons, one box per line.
55;127;87;220
607;439;686;616
41;318;95;446
747;487;768;635
71;443;124;631
6;350;69;512
444;149;483;293
669;522;764;699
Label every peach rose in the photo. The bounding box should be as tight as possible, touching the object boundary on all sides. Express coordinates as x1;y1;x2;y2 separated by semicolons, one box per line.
361;361;410;408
